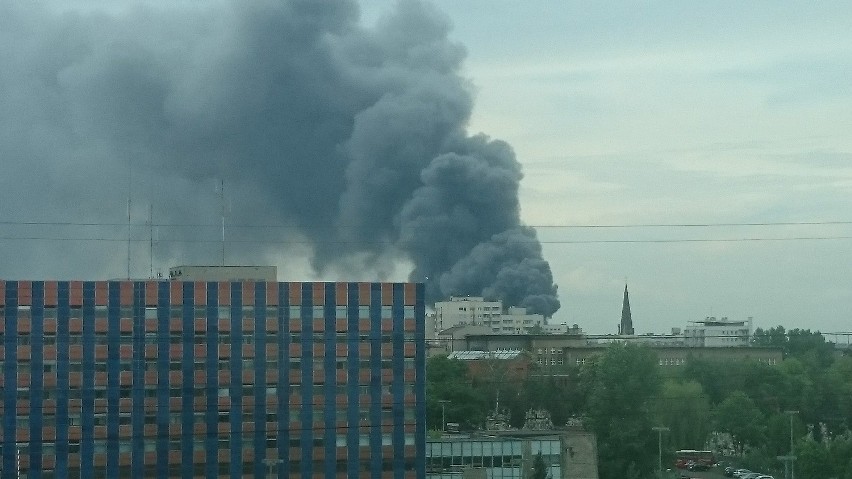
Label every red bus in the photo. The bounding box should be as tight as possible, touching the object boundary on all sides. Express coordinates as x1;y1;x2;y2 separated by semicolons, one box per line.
674;450;716;469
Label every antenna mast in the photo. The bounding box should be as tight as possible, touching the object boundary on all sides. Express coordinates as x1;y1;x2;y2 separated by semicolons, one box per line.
148;204;154;279
126;157;132;280
220;179;225;266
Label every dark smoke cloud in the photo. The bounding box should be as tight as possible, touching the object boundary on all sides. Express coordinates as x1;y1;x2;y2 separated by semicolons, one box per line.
0;0;560;316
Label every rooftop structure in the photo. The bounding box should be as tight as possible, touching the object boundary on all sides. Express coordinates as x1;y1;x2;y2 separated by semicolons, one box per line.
684;316;753;347
167;265;277;282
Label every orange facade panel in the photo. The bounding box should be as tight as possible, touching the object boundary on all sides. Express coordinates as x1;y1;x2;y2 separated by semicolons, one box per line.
336;319;348;332
145;281;158;306
44;281;58;306
94;282;107;306
192;282;205;305
404;282;416;306
265;319;278;332
68;281;83;306
170;282;182;306
381;283;393;305
18;280;32;305
218;281;231;306
17;346;31;361
17;319;31;333
242;281;255;306
335;282;347;305
120;281;133;306
312;282;325;305
289;282;301;306
119;318;132;332
266;281;278;307
358;283;371;306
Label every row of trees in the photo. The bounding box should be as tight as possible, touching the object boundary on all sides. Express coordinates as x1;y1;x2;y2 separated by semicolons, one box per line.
427;327;852;479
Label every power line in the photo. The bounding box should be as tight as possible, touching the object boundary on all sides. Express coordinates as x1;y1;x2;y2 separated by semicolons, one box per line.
1;235;851;245
1;219;851;229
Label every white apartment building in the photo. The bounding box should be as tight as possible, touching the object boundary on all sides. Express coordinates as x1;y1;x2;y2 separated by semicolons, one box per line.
432;296;502;337
684;316;753;347
482;306;545;334
430;297;560;337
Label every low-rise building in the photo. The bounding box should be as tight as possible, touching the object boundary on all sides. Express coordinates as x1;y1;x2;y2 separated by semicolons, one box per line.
462;334;782;369
446;350;532;382
426;429;598;479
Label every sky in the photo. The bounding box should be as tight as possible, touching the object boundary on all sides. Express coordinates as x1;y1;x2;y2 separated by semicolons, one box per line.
360;1;852;336
2;1;851;337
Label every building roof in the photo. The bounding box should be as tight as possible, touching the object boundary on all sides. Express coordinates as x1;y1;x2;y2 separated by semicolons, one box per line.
448;350;525;360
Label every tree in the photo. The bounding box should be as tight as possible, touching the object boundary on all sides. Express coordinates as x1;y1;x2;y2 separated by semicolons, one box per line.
681;357;729;405
654;380;711;450
796;436;832;479
713;391;766;453
580;343;661;479
753;326;834;367
425;355;489;430
532;451;550;479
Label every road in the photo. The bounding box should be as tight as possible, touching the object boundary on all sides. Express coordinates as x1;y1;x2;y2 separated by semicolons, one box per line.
672;466;727;479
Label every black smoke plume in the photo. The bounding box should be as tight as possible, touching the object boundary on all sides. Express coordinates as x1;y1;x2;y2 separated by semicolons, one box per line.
0;0;560;316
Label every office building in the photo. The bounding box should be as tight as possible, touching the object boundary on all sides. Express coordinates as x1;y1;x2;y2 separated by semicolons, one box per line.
0;279;425;478
683;316;752;347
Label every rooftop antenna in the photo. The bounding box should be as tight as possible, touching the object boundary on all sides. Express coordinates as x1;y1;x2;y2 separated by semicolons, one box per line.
126;156;132;280
148;204;154;279
219;179;226;266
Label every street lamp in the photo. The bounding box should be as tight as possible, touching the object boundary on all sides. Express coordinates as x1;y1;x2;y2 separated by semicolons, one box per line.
787;411;798;479
438;399;450;432
778;411;798;479
264;458;284;478
652;426;670;478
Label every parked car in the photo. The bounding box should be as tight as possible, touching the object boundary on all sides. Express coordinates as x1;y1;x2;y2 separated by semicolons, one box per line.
724;467;736;477
733;469;752;478
688;462;711;471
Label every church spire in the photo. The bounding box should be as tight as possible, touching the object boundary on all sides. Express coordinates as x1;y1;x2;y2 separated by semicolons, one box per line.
620;284;634;335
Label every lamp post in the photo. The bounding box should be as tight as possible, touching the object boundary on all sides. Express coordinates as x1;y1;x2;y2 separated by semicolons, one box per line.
438;399;450;433
787;411;798;479
264;458;283;478
652;426;670;478
778;411;798;479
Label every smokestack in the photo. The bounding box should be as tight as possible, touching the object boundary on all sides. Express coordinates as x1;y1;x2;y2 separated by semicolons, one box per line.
0;0;560;315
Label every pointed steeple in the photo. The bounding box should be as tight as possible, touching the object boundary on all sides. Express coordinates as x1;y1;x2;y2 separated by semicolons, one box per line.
620;284;634;335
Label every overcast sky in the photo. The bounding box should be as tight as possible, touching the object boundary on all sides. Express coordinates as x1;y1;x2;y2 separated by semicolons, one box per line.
3;1;851;337
360;1;852;336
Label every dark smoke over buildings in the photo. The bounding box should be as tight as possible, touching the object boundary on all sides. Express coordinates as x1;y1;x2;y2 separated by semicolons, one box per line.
0;0;560;316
